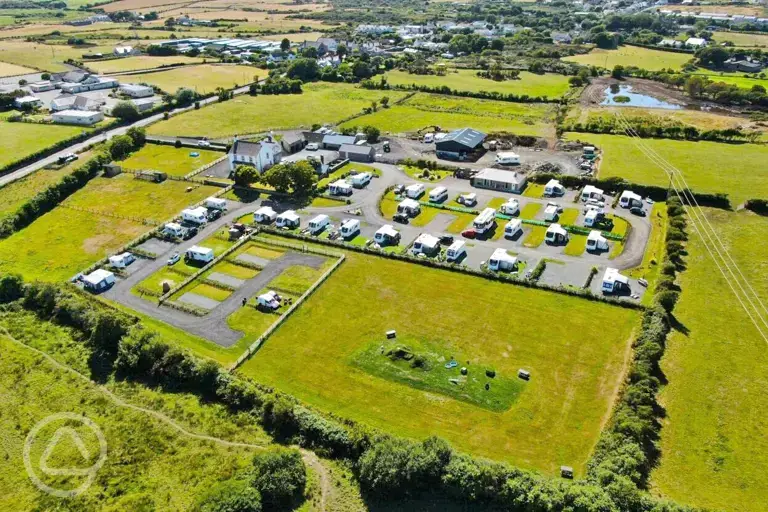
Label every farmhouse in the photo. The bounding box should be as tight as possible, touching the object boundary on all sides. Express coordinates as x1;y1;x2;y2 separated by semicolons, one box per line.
51;110;104;126
685;37;708;48
228;138;282;173
397;198;421;216
412;233;440;256
374;224;400;245
339;143;375;162
545;223;569;244
471;168;527;193
602;267;629;294
435;128;486;160
254;206;277;224
82;269;115;292
120;84;154;98
488;248;518;272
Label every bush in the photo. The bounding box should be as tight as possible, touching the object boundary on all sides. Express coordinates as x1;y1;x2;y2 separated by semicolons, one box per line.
0;274;24;303
194;479;261;512
656;290;679;313
250;448;306;509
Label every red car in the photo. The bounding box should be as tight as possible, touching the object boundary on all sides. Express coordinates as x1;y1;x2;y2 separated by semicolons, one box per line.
461;229;477;239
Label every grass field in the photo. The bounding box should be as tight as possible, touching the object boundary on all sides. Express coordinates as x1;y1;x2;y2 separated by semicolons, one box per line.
563;46;693;71
0;40;117;72
341;93;555;137
567;133;768;205
651;209;768;512
0;60;35;76
238;248;639;475
711;31;768;47
149;83;407;137
118;143;223;177
125;64;266;94
384;69;571;99
88;55;209;73
0;120;91;168
692;70;768;90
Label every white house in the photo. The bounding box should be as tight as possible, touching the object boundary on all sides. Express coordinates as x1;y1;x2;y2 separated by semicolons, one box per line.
545;223;569;244
685;37;708;48
254;206;277;224
504;219;523;238
228;138;282;173
544;179;565;196
14;95;42;109
340;219;360;238
108;252;135;268
471;168;526;193
619;190;643;208
586;230;609;252
182;207;208;224
328;179;353;196
581;185;604;202
119;83;154;98
488;248;518;272
82;269;115;292
446;240;466;262
186;245;214;263
276;210;300;228
51;110;104;126
308;214;330;234
51;94;103;112
602;267;629;294
374;224;400;245
412;233;440;256
59;75;118;94
397;198;421;217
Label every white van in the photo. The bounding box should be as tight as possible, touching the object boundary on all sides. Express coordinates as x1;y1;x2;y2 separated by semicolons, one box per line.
504;219;523;239
428;186;448;203
495;152;520;165
499;199;520;216
473;208;497;235
308;214;330;235
544;204;559;222
446;240;466;262
405;183;425;199
350;172;372;188
423;133;434;143
340;219;360;238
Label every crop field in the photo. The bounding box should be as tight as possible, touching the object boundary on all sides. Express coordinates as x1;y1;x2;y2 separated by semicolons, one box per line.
239;247;639;475
712;31;768;47
88;55;209;73
0;60;34;77
0;22;132;39
149;83;407;137
0;120;90;168
384;69;572;99
651;209;768;512
119;143;223;176
567;133;768;205
563;46;693;71
341;93;555;137
0;40;118;72
125;64;265;94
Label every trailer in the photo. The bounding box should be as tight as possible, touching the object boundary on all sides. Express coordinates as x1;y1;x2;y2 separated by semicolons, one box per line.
205;197;227;210
499;198;520;216
254;206;277;224
276;210;300;229
329;179;353;196
350;171;372;188
340;219;360;238
182;207;208;225
308;214;330;234
185;245;214;263
545;223;569;245
586;230;609;252
405;183;425;199
163;222;185;238
428;186;448;203
504;219;523;238
373;224;400;246
446;240;466;262
108;252;135;269
495;151;520;165
488;248;518;272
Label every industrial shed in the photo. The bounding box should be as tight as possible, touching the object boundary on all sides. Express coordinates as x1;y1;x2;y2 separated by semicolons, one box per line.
339;143;375;162
435;128;486;160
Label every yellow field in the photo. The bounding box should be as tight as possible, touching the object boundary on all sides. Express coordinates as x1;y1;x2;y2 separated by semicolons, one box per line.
88;55;209;73
0;61;35;77
0;41;118;72
124;64;266;93
261;31;325;43
563;46;693;71
0;22;132;39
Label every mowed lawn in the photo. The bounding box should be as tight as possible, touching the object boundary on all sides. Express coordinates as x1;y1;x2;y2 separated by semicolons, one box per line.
0;121;90;168
341;93;555;137
125;64;267;94
651;209;768;512
148;83;408;137
119;143;223;176
88;55;209;73
239;251;639;476
384;69;572;99
563;45;693;71
0;175;217;281
567;133;768;205
711;31;768;47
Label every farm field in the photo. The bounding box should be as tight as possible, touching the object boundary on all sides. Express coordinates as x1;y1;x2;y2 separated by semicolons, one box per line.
384;69;572;99
118;143;223;176
341;93;555;137
563;45;693;71
693;70;768;90
125;64;265;94
238;248;639;475
149;82;407;137
261;31;326;42
88;55;209;73
0;121;91;169
566;133;768;204
0;40;117;71
651;209;768;512
0;60;34;77
0;22;132;39
711;30;768;47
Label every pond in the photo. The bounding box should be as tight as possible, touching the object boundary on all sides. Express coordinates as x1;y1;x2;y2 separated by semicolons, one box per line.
601;85;682;109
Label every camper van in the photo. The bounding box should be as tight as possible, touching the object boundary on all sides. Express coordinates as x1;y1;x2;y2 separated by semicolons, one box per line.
446;240;466;262
109;252;135;269
340;219;360;238
473;208;497;235
276;210;300;229
182;207;208;225
205;197;227;211
254;206;277;224
504;219;523;239
412;233;440;256
405;183;425;199
350;172;372;188
602;267;629;294
397;198;421;217
545;223;569;245
428;186;448;203
186;245;214;264
495;152;520;165
584;209;606;227
544;179;565;197
374;225;400;246
163;222;185;238
457;193;477;207
308;214;330;235
619;190;643;209
257;290;281;310
499;199;520;216
488;248;518;272
544;204;559;222
586;230;609;252
580;185;604;202
423;133;434;143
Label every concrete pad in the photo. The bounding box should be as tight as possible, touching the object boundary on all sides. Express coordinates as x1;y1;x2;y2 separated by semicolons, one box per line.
425;213;458;232
207;272;245;289
178;292;220;310
135;237;176;257
236;253;271;267
538;261;592;288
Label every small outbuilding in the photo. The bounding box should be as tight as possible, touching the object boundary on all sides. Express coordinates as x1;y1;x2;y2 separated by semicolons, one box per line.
119;83;154;98
52;109;104;126
339;143;375;163
435;127;486;160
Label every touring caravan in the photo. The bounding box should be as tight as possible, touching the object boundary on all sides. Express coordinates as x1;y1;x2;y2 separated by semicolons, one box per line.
350;172;372;188
405;183;426;199
544;204;559;222
495;152;520;165
182;207;208;225
397;198;421;217
472;208;497;235
329;179;353;196
602;267;629;294
186;245;214;263
373;224;400;246
163;222;184;238
446;240;466;262
488;248;518;272
428;186;448;203
504;219;523;239
109;252;135;269
619;190;643;209
276;210;300;229
412;233;440;256
580;185;604;202
257;290;281;310
499;198;520;216
586;230;609;252
544;179;565;197
205;197;227;210
340;219;361;238
545;223;569;245
254;206;277;224
308;214;330;235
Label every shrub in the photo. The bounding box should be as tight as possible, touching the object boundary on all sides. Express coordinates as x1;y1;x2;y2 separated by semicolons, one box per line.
0;274;24;303
194;479;261;512
250;448;306;509
656;290;679;313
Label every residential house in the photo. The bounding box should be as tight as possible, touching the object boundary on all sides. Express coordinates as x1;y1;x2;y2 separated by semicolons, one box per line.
685;37;708;48
52;109;104;126
228;138;282;173
120;84;154;98
50;94;103;112
471;168;526;193
29;81;55;92
113;45;137;57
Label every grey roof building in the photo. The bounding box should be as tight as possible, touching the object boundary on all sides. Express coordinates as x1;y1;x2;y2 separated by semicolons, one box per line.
322;134;357;149
339;143;375;163
435;128;486;157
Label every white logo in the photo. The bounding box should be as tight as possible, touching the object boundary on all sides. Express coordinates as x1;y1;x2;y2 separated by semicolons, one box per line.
23;413;108;498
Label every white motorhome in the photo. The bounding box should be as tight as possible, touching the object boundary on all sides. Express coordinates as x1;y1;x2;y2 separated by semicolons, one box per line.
276;210;301;229
163;222;184;238
495;151;520;165
423;132;434;143
544;204;559;222
504;219;523;239
473;208;497;235
308;214;330;234
544;179;565;197
340;219;361;238
374;224;400;246
205;197;227;210
397;198;421;217
412;233;440;256
329;179;353;196
350;172;372;188
457;192;477;207
602;267;629;294
584;209;606;227
186;245;214;263
488;248;518;272
586;230;609;252
182;207;208;225
257;290;281;310
109;252;135;269
499;198;520;216
405;183;425;199
254;206;277;224
446;240;466;262
428;186;448;203
619;190;643;209
545;223;569;245
580;185;604;202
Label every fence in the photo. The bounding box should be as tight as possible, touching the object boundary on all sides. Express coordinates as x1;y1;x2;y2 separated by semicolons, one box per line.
58;203;161;226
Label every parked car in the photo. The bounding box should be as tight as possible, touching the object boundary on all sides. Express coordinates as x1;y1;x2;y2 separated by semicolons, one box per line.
382;141;390;152
306;142;319;151
182;226;198;240
546;202;564;214
58;153;78;164
438;235;454;245
197;139;211;148
393;212;409;224
167;253;180;265
630;207;646;217
207;209;222;221
461;229;477;239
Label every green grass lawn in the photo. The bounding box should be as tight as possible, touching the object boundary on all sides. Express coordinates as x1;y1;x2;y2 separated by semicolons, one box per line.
0;59;35;76
562;45;693;71
563;234;587;256
520;202;542;219
0;40;117;72
384;69;571;99
446;212;475;234
402;165;453;182
237;250;639;476
559;207;580;226
135;266;187;297
690;68;768;90
0;120;92;168
310;196;347;208
568;133;768;205
409;206;446;227
235;241;286;261
340;93;555;137
88;55;209;73
522;184;545;199
118;143;223;177
651;209;768;512
149;83;408;137
626;202;666;298
711;31;768;47
522;225;547;247
126;64;267;94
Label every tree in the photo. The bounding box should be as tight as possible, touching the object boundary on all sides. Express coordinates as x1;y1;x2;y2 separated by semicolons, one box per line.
109;135;134;160
280;38;290;53
611;65;625;79
232;165;260;187
0;274;24;304
260;161;316;196
380;96;389;108
126;126;146;148
490;38;504;51
250;448;306;509
697;46;729;68
363;125;380;142
195;479;262;512
656;290;679;313
337;43;348;59
174;87;196;106
89;312;128;355
287;58;319;81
